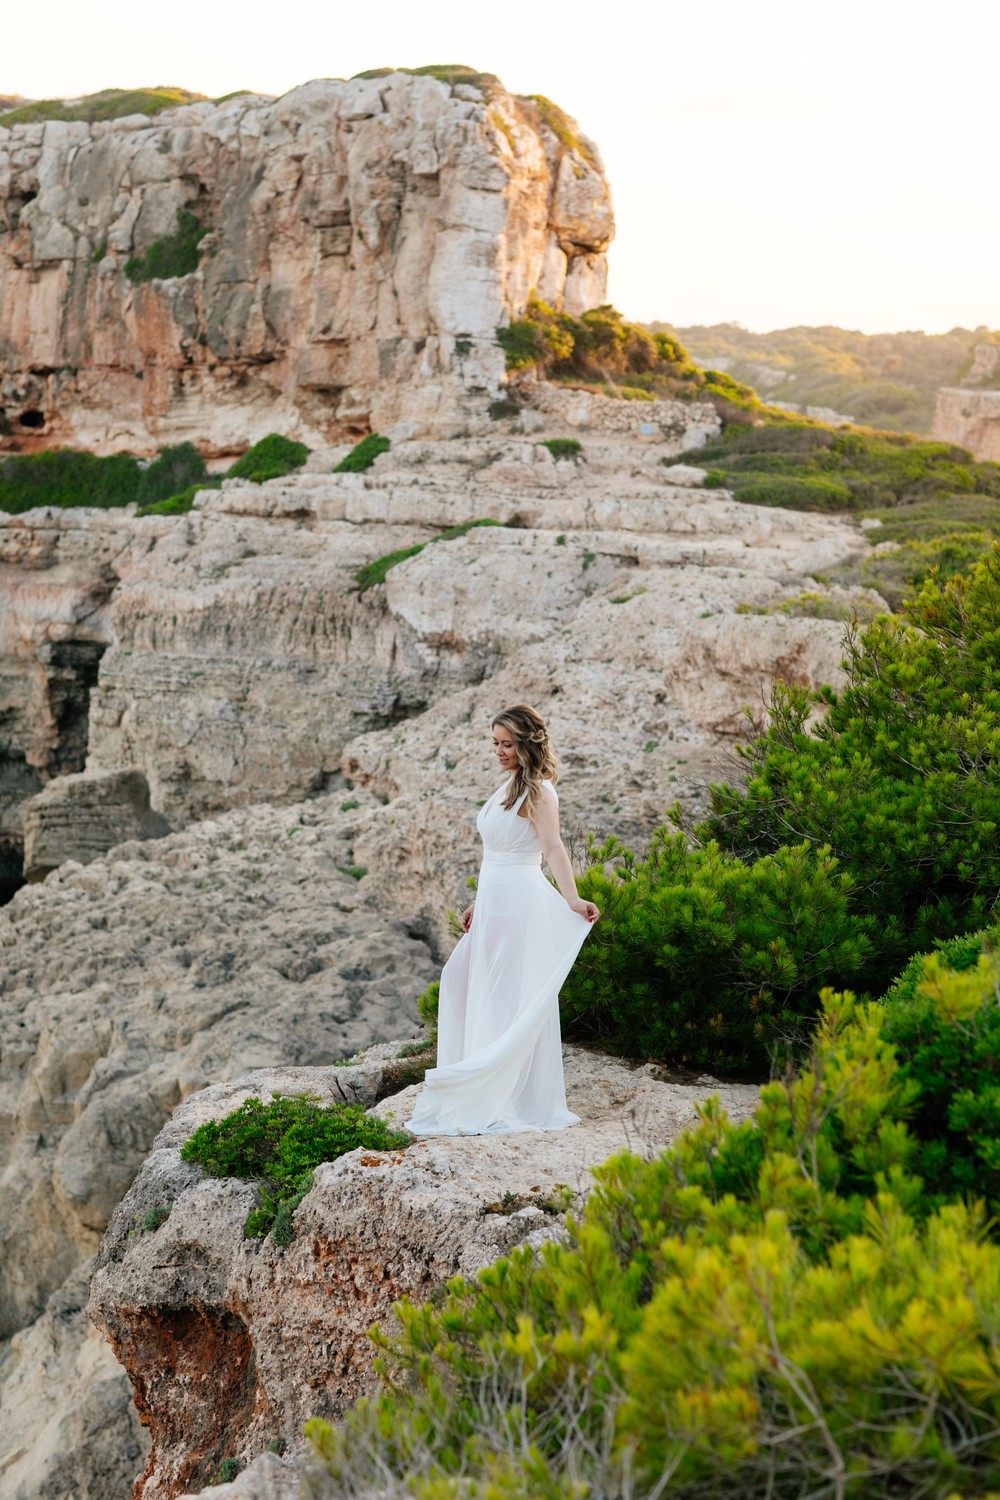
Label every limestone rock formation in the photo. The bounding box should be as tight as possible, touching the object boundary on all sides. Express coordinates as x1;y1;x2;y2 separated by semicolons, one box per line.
932;340;1000;460
933;385;1000;461
0;407;867;894
88;1046;760;1499
0;75;612;456
22;767;169;879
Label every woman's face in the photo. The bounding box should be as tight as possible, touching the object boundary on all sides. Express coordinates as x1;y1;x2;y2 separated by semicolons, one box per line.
492;723;518;774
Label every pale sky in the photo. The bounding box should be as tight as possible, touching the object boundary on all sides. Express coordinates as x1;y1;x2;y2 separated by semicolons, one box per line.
4;0;997;334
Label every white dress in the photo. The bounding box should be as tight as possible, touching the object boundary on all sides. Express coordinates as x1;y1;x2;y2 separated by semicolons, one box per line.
406;778;591;1136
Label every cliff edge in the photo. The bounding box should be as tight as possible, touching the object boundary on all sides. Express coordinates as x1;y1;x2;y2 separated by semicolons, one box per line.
0;72;613;454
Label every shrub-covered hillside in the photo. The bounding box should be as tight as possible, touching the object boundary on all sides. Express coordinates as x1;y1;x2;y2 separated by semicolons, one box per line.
680;416;1000;609
498;299;756;411
661;321;1000;434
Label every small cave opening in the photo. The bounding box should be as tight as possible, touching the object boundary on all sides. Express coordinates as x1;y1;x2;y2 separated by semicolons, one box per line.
18;409;45;429
0;840;26;907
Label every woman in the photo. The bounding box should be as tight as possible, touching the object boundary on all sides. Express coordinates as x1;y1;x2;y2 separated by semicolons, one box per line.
407;704;600;1137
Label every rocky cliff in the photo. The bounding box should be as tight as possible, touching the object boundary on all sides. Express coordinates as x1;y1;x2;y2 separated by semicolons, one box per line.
87;1044;759;1499
0;73;612;456
0;403;876;1497
933;340;1000;460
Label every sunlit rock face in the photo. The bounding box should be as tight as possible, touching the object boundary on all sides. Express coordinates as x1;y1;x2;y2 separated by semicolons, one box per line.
0;74;613;455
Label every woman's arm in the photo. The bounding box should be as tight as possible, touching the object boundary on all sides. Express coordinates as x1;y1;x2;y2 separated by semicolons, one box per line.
532;788;600;923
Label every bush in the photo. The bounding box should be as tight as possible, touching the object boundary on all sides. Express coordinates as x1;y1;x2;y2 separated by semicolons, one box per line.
700;543;1000;986
0;449;143;513
564;834;871;1074
227;433;309;484
135;442;206;505
880;934;1000;1210
496;300;714;401
181;1094;410;1242
125;208;207;283
334;434;391;473
540;438;582;460
306;960;1000;1500
138;479;222;516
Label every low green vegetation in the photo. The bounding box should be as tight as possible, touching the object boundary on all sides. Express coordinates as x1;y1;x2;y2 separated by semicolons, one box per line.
664;320;1000;434
307;936;1000;1499
355;518;502;593
226;433;309;484
540;437;582;460
0;434;310;518
124;208;208;284
0;86;207;127
180;1094;410;1244
497;300;757;412
334;433;391;472
351;64;500;92
0;442;206;515
685;415;1000;605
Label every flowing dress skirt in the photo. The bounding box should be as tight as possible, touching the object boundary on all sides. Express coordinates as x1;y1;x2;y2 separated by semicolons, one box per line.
406;850;591;1136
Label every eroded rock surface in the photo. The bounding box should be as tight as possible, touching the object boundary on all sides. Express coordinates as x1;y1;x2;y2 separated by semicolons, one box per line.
89;1047;759;1499
0;75;611;455
0;411;876;1497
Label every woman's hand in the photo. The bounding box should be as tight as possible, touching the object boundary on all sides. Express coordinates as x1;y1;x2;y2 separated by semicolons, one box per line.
569;897;600;924
460;902;476;932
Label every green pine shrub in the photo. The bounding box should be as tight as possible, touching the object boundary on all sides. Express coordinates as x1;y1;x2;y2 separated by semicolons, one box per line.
540;438;582;459
0;434;308;516
701;543;1000;986
124;208;208;283
496;300;735;406
334;434;391;473
227;433;309;484
564;834;872;1074
0;449;143;513
880;936;1000;1209
305;959;1000;1500
180;1093;411;1242
135;442;206;505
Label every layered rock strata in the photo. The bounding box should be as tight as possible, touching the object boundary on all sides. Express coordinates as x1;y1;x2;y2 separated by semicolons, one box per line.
0;75;612;455
88;1046;760;1499
0;408;868;892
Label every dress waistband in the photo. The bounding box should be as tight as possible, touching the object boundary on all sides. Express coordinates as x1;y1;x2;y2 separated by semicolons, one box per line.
480;850;542;866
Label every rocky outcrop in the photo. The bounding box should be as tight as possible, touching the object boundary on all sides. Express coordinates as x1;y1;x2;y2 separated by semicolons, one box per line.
0;794;436;1347
22;767;169;879
88;1046;759;1499
933;385;1000;461
932;340;1000;460
0;75;612;456
0;411;866;880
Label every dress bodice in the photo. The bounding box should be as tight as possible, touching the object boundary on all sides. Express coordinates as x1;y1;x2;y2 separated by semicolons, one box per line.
476;779;555;858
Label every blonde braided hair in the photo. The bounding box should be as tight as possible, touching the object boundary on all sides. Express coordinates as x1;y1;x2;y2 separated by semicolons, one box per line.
492;704;559;820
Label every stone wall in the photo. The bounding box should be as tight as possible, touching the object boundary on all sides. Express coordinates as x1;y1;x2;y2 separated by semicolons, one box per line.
0;75;613;455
